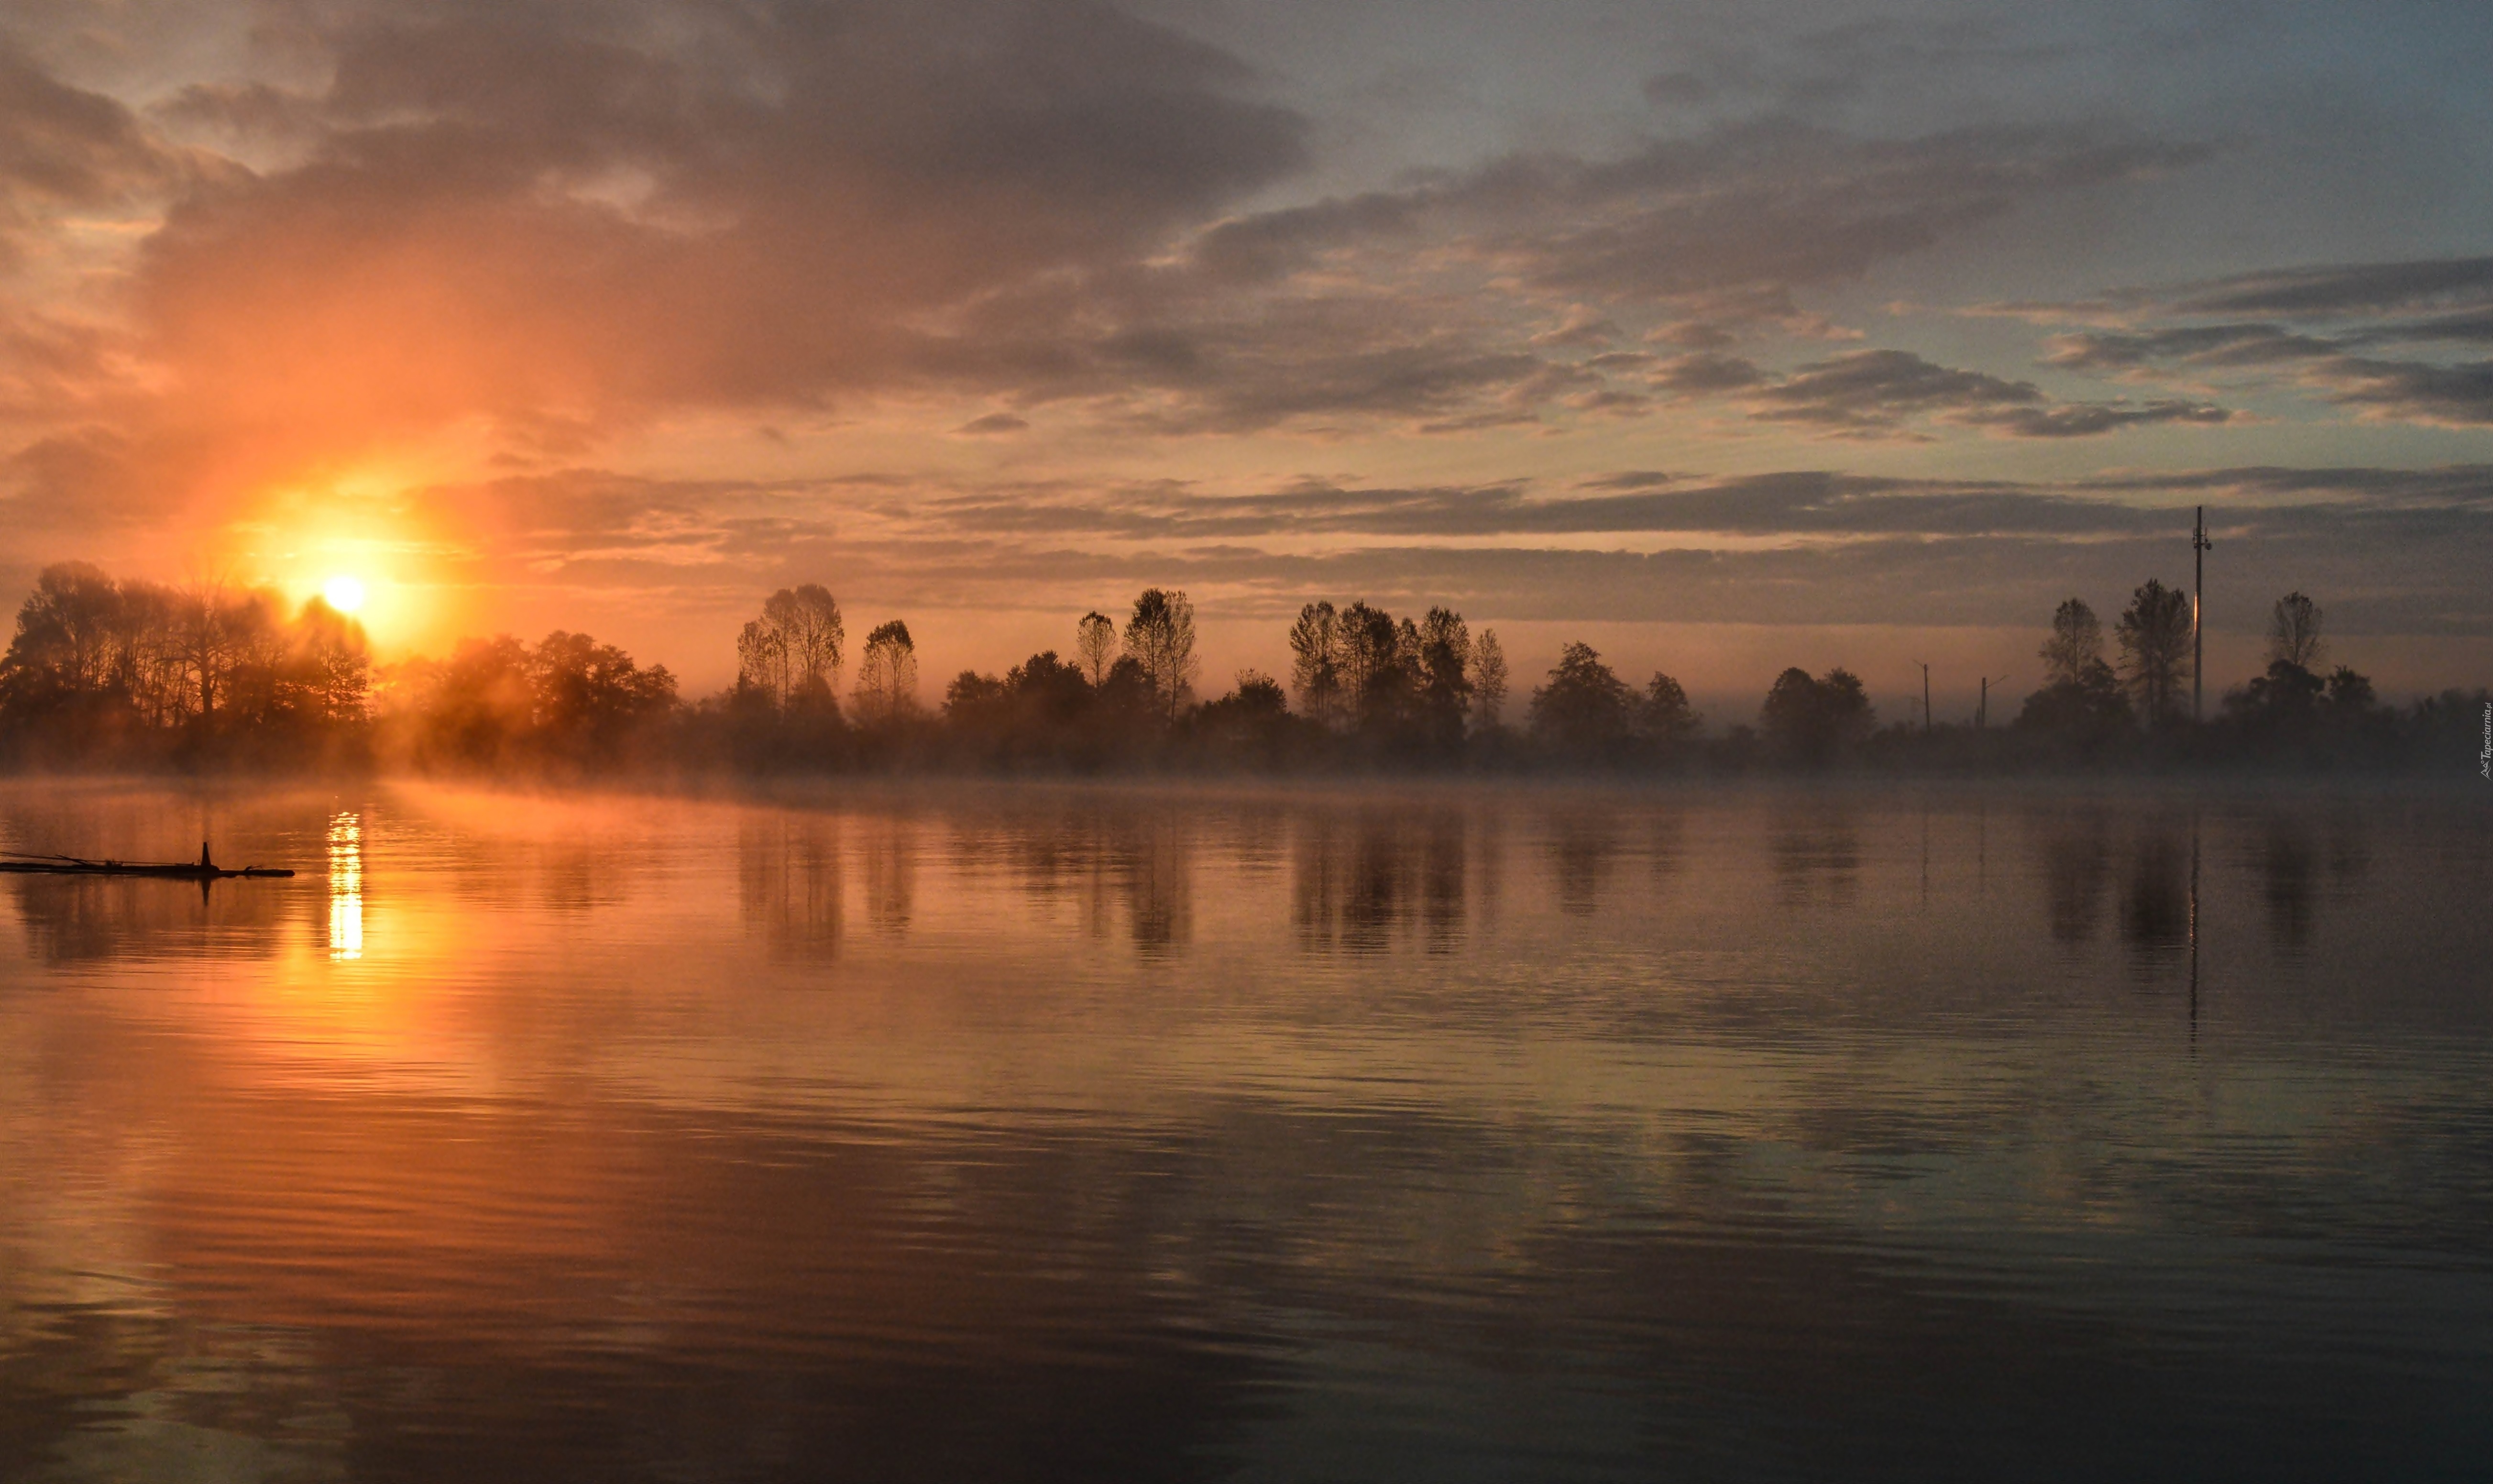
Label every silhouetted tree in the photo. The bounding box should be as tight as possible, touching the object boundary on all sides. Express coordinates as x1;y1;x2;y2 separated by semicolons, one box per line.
1530;642;1634;759
1075;611;1119;686
736;584;844;711
1337;601;1402;730
1760;667;1873;765
1638;671;1701;752
852;620;918;725
290;596;373;727
1414;607;1473;748
1124;588;1198;721
1191;669;1301;768
530;630;678;767
0;563;384;765
2040;598;2105;686
1287;601;1345;727
1471;629;1508;729
2268;591;2323;670
2115;579;2193;727
2020;596;2131;747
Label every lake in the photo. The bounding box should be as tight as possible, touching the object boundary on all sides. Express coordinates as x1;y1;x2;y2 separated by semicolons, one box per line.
1;777;2488;1482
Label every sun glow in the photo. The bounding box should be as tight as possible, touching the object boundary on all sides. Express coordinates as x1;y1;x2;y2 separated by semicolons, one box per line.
324;575;368;613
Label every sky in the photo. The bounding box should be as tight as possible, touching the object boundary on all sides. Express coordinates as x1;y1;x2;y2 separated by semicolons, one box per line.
3;0;2491;715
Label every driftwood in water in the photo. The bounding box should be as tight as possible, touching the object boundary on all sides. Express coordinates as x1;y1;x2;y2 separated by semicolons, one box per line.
0;841;296;880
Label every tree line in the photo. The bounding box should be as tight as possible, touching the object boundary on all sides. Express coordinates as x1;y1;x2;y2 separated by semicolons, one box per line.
0;561;2482;775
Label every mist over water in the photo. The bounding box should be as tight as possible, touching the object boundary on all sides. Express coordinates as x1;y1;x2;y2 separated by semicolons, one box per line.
2;779;2489;1482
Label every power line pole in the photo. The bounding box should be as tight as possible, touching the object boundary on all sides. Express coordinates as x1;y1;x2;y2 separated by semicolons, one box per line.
2192;505;2213;724
1911;660;1931;735
1978;675;2008;730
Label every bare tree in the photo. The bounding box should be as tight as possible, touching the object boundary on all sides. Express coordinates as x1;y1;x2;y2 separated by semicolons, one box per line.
1123;589;1198;720
1470;628;1509;728
1075;610;1118;686
2039;598;2104;686
2116;579;2194;726
851;620;918;724
2268;591;2324;670
170;581;253;723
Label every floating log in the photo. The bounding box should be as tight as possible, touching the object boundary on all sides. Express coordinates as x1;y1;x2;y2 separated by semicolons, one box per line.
0;841;295;880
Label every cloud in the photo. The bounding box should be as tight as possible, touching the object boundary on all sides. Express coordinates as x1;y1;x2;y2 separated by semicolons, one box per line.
955;413;1031;436
2312;356;2493;428
0;44;203;268
2017;257;2493;427
118;0;1309;456
1187;121;2205;312
1736;349;2227;439
2168;257;2493;318
347;460;2492;649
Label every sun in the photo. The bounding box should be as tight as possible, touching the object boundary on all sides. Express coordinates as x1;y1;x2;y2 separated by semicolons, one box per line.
323;575;368;614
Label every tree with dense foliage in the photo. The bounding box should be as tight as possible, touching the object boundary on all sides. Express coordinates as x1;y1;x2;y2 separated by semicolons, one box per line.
0;562;374;764
389;629;670;771
852;620;918;725
1638;672;1701;751
1529;642;1635;759
2019;596;2132;747
2116;579;2194;727
1123;589;1198;721
1759;666;1874;765
1190;670;1304;767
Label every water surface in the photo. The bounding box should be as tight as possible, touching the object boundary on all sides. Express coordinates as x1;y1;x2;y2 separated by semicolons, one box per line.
2;778;2488;1481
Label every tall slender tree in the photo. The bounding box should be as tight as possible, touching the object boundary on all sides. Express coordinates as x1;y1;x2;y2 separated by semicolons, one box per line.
1123;589;1198;721
1471;629;1509;729
1075;611;1119;686
2116;579;2194;726
2039;598;2105;686
852;620;918;724
1286;601;1344;727
1414;607;1472;745
2268;592;2324;670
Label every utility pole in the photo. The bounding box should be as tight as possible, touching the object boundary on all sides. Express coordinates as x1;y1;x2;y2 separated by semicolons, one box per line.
1911;660;1931;735
2192;505;2213;724
1977;675;2007;730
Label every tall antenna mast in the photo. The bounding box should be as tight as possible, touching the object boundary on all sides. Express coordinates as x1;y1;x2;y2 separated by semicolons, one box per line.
2192;506;2213;723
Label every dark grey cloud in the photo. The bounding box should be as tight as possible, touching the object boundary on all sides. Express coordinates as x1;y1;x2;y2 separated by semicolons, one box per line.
118;0;1311;442
2021;256;2493;428
2170;257;2493;318
873;462;2493;544
2044;322;2493;428
1189;121;2206;311
0;44;204;267
1743;349;2227;439
2316;356;2493;428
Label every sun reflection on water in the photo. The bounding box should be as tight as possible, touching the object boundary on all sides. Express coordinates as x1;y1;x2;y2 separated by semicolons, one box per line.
328;811;363;961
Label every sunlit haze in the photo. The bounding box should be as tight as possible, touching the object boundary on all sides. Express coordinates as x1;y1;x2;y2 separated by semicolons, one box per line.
1;0;2489;710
